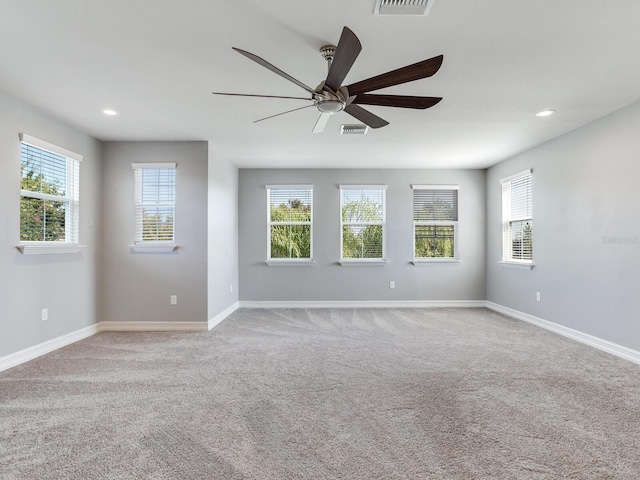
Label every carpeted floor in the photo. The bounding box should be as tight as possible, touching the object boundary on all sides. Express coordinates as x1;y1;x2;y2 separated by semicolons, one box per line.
1;308;639;479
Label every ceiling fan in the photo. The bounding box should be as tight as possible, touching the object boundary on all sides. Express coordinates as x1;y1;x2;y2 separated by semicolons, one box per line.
212;26;443;133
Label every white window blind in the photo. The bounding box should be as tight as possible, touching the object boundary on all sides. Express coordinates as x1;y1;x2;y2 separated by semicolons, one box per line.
501;170;532;263
412;185;459;260
340;185;386;260
19;134;81;243
132;163;176;244
266;185;313;260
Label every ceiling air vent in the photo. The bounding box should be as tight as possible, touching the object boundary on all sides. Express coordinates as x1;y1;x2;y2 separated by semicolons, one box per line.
374;0;435;16
341;124;369;135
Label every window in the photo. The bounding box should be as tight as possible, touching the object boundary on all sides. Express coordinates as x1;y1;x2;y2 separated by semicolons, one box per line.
19;134;81;249
501;169;532;265
132;163;176;250
340;185;386;262
266;185;313;263
412;185;459;262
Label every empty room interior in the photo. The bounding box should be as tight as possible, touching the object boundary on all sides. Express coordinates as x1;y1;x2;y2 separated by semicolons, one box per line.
1;1;640;478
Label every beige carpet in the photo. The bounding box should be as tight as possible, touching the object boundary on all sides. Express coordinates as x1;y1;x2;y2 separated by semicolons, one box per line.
1;308;639;479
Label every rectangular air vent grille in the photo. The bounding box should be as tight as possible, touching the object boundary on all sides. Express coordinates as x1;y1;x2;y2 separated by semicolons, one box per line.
341;124;369;135
374;0;435;16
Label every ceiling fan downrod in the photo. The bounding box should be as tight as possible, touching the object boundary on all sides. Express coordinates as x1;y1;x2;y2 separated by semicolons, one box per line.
316;44;346;113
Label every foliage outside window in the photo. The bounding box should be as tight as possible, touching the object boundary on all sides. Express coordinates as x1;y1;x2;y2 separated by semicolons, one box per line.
340;185;386;260
501;170;532;263
133;163;176;244
20;134;81;244
267;186;313;260
412;185;459;261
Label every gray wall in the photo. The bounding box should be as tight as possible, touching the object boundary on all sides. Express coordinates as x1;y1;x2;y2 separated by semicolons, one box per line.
239;169;486;302
207;152;239;319
0;92;102;357
101;142;208;323
486;101;640;351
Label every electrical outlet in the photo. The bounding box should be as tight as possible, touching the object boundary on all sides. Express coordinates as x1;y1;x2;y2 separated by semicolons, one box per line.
41;308;48;321
389;281;395;289
170;295;178;305
536;292;541;302
230;284;233;293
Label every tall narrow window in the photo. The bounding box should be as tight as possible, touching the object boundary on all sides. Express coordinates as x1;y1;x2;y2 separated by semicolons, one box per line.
19;134;81;244
412;185;459;261
340;185;386;262
266;185;313;262
501;170;532;264
132;163;176;246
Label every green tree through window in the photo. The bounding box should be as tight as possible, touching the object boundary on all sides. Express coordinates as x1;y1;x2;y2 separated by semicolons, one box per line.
20;139;79;242
267;186;312;260
412;186;459;260
340;187;385;260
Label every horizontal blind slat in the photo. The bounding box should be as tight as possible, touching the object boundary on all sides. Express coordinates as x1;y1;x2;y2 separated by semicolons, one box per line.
412;188;458;221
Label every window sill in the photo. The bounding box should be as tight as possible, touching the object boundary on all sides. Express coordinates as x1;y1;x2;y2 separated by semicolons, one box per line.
498;260;534;270
16;243;86;255
338;259;388;266
130;244;178;253
265;259;315;267
411;258;460;265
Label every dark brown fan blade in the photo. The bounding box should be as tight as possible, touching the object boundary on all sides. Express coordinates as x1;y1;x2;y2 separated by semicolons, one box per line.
353;94;442;109
346;55;443;95
344;104;389;129
232;47;316;95
212;92;313;101
325;27;362;92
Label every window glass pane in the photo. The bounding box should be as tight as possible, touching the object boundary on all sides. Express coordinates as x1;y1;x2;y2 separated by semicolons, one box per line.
342;225;383;259
415;225;455;258
141;169;175;204
21;144;67;196
140;206;174;241
413;190;458;221
510;175;532;219
270;225;311;259
20;197;66;242
341;189;383;222
510;220;533;260
269;188;312;222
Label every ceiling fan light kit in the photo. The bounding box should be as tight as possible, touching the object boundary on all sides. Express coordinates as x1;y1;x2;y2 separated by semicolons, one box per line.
212;26;443;133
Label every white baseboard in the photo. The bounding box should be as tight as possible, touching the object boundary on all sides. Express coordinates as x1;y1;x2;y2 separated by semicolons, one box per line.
98;321;208;332
208;301;240;330
0;324;99;373
239;300;486;309
486;302;640;365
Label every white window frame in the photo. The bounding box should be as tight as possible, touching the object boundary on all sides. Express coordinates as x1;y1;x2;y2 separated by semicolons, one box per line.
411;185;460;264
500;169;533;268
17;134;84;255
130;163;177;253
266;185;314;266
339;185;387;266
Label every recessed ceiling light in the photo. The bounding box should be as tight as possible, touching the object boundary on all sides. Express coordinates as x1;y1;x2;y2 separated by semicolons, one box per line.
103;109;117;116
535;109;556;117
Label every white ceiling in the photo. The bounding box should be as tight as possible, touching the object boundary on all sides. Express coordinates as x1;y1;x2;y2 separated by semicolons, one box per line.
1;1;640;169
